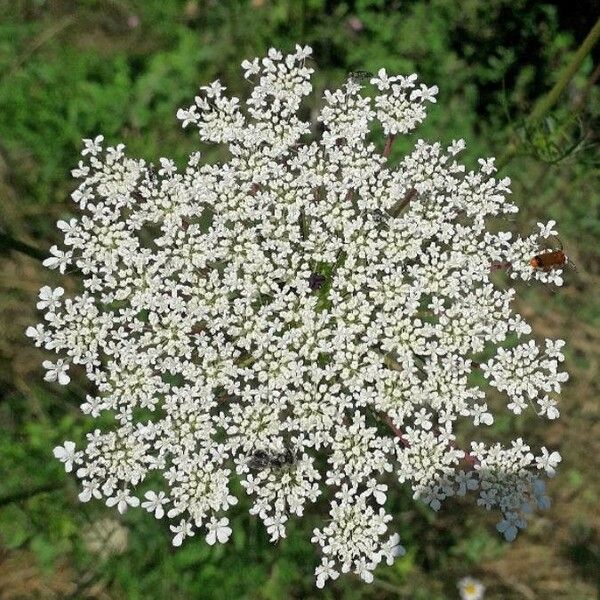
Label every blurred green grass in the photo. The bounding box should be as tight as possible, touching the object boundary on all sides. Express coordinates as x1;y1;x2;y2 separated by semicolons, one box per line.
1;1;599;598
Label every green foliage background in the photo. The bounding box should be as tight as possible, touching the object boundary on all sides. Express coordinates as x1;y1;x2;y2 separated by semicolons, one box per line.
0;1;599;598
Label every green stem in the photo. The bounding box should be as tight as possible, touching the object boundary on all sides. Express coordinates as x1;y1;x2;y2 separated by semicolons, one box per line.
0;230;46;261
370;576;410;597
530;19;600;123
496;18;600;171
0;482;62;507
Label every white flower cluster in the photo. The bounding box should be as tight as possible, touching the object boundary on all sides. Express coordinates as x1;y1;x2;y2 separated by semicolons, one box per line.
29;45;568;587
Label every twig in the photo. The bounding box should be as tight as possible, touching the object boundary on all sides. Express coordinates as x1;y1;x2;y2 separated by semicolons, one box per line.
445;435;480;467
388;188;417;218
0;230;46;261
0;482;62;507
572;61;600;114
529;18;600;123
489;261;512;271
3;16;75;81
299;208;308;240
382;134;396;159
553;60;600;143
496;18;600;170
382;414;410;448
370;575;410;596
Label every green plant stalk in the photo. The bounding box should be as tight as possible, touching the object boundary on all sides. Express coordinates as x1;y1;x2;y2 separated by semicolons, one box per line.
0;231;46;261
0;482;62;507
497;17;600;171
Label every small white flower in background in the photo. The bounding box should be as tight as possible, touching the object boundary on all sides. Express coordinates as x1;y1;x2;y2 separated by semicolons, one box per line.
25;324;47;347
265;514;288;542
201;80;226;98
458;576;485;600
370;67;395;90
545;338;566;361
32;45;567;588
382;532;406;565
495;514;521;541
78;479;102;502
411;83;439;103
82;517;128;560
455;470;479;496
316;559;339;588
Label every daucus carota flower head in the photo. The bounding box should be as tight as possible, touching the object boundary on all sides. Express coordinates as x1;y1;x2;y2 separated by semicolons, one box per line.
30;44;567;587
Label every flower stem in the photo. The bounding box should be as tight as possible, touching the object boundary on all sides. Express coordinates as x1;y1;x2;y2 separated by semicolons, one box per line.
0;230;46;262
388;187;417;217
382;413;410;448
496;17;600;170
0;482;62;507
369;576;409;596
382;134;396;158
490;260;512;271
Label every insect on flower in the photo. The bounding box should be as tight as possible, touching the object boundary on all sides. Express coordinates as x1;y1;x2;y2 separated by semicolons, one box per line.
308;272;327;291
530;237;573;271
148;164;158;183
348;70;374;83
247;447;298;471
366;207;390;225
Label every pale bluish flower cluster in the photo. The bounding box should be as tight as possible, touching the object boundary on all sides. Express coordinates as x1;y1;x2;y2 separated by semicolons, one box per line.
29;45;567;587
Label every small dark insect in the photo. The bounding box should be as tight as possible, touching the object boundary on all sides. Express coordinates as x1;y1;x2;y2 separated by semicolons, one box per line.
348;70;374;83
247;447;298;470
530;237;571;271
147;163;158;182
308;272;327;291
368;208;388;224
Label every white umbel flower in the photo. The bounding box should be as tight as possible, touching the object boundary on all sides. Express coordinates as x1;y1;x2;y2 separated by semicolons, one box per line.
32;45;567;588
